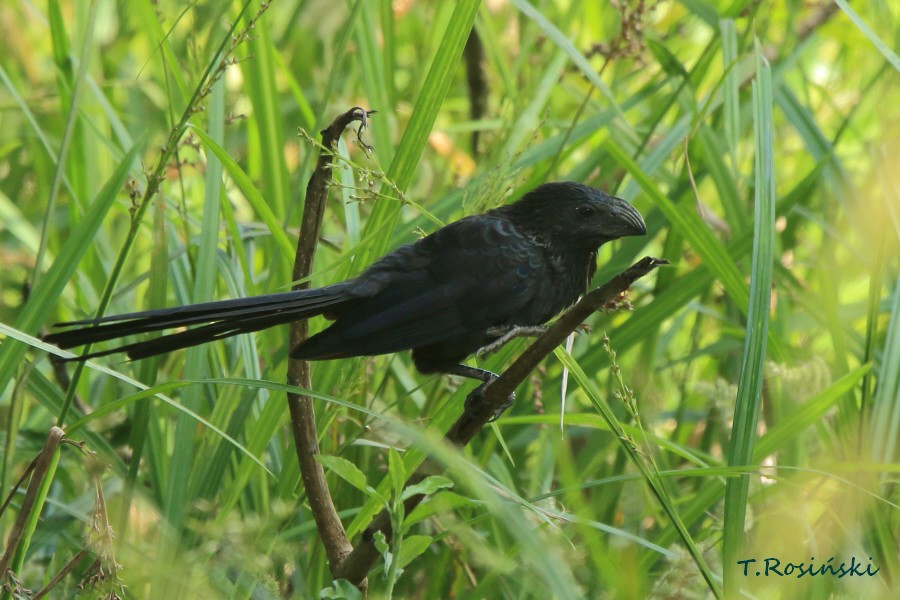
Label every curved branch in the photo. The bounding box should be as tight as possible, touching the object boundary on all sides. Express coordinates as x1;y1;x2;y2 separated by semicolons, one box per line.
288;107;374;576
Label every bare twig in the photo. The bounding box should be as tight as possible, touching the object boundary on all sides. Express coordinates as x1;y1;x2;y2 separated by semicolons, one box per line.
288;107;375;577
797;2;841;43
0;427;66;576
32;548;90;600
334;256;668;583
464;27;487;155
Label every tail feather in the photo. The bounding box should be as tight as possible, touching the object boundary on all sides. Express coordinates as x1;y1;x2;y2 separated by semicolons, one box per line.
45;284;354;361
54;289;330;327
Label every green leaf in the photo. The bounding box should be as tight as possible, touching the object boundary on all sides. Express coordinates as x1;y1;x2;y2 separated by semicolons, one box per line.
319;579;364;600
400;475;454;500
316;455;371;494
397;535;434;569
373;530;392;572
389;447;407;501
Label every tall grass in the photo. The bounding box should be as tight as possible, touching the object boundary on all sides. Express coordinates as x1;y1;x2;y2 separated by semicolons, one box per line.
0;1;898;598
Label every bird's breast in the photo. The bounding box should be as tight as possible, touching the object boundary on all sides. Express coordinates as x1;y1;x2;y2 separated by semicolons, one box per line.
510;250;593;326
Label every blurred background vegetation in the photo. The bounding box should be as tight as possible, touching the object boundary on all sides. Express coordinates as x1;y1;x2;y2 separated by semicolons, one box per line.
1;0;899;598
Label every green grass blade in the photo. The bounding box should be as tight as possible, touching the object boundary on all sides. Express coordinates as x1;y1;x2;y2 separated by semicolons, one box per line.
834;0;900;72
355;0;480;267
0;141;141;400
870;276;900;468
161;80;226;543
510;0;630;129
604;140;749;308
722;45;775;595
720;19;740;176
755;364;872;460
243;18;290;224
190;125;295;259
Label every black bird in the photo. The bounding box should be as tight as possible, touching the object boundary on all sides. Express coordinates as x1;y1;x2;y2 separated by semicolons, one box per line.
46;182;646;406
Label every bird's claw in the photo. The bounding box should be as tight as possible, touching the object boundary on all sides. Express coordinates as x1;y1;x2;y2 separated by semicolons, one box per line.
489;392;515;422
464;381;515;422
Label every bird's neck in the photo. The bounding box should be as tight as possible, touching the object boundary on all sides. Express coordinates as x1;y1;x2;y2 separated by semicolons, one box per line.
492;204;564;248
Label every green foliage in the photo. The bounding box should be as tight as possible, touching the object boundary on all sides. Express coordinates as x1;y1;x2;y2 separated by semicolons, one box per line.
1;1;898;598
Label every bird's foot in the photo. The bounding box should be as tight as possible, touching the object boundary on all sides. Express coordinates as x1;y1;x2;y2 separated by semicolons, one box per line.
477;326;549;358
446;364;514;422
464;380;515;422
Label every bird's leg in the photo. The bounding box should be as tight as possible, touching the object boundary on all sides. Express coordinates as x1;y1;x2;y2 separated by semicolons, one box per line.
445;364;514;422
476;326;549;358
478;322;594;359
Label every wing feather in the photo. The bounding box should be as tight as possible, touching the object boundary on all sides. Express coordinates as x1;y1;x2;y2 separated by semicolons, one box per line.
293;216;546;360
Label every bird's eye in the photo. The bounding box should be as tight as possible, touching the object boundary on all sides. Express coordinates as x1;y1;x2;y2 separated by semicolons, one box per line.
576;205;595;218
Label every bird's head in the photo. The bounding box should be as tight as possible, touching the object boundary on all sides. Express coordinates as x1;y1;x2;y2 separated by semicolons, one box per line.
504;181;647;252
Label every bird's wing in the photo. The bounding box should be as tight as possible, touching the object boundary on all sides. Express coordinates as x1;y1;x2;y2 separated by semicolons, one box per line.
292;215;547;359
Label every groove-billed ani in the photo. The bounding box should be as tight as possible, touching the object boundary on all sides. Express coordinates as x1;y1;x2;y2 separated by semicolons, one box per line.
45;182;646;401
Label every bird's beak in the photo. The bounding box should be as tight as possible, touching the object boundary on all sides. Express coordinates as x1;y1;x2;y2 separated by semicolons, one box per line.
607;197;647;238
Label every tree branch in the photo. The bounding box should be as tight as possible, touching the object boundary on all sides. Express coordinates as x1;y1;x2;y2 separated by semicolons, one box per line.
288;107;374;576
334;256;668;583
0;426;66;576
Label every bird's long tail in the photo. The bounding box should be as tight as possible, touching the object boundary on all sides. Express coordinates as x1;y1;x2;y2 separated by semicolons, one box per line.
44;284;353;361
